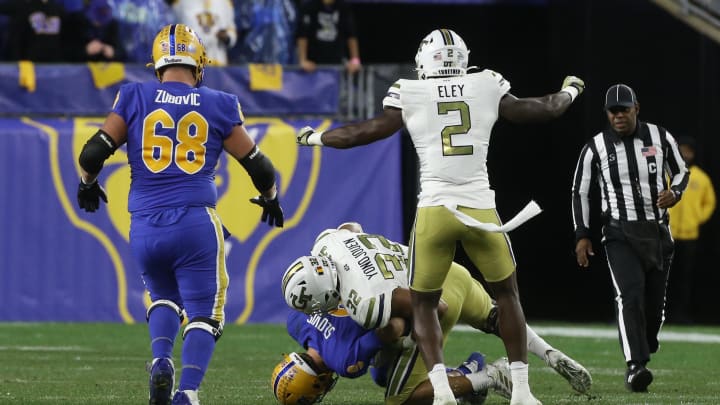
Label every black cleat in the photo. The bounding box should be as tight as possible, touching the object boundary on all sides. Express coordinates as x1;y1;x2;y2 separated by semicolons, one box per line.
625;363;653;392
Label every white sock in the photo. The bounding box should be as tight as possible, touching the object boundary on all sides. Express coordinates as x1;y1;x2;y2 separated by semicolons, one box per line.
526;325;553;360
510;361;530;395
428;363;453;396
464;370;491;392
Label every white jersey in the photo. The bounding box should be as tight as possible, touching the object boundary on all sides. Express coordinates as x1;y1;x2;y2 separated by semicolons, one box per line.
383;70;511;209
173;0;237;66
311;229;409;330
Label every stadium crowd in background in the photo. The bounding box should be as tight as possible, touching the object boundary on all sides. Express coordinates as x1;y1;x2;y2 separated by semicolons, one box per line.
295;28;585;405
571;84;689;393
296;0;361;74
169;0;237;66
0;0;324;66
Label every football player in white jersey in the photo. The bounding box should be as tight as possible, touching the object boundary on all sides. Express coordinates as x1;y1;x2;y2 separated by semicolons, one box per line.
296;29;585;405
310;222;411;330
279;222;592;404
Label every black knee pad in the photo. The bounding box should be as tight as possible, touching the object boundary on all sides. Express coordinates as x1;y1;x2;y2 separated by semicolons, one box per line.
183;317;223;341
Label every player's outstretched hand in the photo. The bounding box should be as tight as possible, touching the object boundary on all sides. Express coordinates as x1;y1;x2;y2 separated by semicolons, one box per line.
296;126;323;146
77;178;107;212
562;75;585;96
250;195;284;227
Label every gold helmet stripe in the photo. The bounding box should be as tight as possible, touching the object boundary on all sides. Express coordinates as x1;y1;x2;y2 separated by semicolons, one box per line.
440;29;454;45
282;261;304;293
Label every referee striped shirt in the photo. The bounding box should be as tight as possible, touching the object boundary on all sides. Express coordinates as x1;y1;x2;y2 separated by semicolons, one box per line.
571;121;689;241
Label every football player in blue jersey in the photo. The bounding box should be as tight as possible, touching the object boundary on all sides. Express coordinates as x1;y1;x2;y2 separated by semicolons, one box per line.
273;308;510;405
77;24;284;405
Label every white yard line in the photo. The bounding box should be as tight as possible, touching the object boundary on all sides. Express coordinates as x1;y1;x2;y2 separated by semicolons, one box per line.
453;325;720;343
0;346;90;351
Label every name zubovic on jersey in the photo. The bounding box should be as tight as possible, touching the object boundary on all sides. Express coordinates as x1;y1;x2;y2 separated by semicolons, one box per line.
154;89;200;106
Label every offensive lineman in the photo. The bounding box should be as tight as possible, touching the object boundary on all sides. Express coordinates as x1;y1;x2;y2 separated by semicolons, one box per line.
295;28;585;405
77;24;283;405
278;223;591;404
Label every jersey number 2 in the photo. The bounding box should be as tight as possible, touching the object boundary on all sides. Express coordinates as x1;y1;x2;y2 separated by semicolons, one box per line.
142;109;209;174
437;101;472;156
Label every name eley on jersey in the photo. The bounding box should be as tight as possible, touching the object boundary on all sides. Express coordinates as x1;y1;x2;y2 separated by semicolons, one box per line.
154;89;201;106
343;238;379;280
437;84;465;98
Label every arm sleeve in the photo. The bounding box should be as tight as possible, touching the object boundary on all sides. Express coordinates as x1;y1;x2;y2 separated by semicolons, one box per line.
111;83;137;123
382;80;402;110
484;69;511;99
296;4;311;38
220;0;237;47
339;3;357;38
351;292;393;330
572;143;596;241
219;94;243;139
663;130;690;197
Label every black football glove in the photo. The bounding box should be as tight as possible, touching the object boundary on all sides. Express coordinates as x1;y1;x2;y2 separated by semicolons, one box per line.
249;195;284;227
77;178;107;212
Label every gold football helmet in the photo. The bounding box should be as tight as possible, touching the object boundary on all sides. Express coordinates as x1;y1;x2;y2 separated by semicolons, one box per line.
150;23;207;84
271;352;337;405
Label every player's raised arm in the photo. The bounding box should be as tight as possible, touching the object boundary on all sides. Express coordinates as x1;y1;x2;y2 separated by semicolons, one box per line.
499;75;585;123
297;107;404;148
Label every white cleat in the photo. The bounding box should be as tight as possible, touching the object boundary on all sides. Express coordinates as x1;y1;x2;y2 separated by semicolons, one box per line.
510;392;542;405
545;349;592;394
171;389;200;405
432;394;457;405
486;361;512;400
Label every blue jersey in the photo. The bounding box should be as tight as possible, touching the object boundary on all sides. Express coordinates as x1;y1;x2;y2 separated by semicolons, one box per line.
286;309;383;378
112;81;243;212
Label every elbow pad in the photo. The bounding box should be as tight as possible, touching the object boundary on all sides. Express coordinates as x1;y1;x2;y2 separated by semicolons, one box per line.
79;130;117;174
239;145;276;192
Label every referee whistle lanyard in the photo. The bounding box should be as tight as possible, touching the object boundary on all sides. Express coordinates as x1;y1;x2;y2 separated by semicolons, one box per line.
447;201;543;233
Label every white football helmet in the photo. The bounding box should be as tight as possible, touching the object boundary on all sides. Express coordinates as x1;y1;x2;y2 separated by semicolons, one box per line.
271;352;338;405
282;256;340;314
415;28;469;80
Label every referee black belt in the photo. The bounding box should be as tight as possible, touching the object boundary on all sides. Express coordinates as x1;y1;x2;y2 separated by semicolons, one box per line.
606;218;665;228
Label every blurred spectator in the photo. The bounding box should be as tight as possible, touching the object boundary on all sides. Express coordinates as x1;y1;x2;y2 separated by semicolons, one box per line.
667;136;716;324
232;0;297;64
296;0;360;74
109;0;173;63
0;0;83;62
169;0;237;66
79;0;125;61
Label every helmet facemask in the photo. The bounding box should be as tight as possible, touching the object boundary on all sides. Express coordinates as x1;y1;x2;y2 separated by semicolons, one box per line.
415;29;470;80
271;352;338;405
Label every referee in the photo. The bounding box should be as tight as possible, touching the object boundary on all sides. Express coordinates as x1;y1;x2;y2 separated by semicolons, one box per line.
571;84;689;393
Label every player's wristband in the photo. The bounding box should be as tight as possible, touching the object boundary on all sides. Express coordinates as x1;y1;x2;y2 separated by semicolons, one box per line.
307;131;324;146
561;86;580;102
350;57;361;65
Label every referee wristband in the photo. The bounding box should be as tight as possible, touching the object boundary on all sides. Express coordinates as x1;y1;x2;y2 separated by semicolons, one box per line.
561;86;580;102
307;131;324;146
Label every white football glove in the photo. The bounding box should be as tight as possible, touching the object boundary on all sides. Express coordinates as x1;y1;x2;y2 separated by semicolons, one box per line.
296;126;324;146
561;75;585;102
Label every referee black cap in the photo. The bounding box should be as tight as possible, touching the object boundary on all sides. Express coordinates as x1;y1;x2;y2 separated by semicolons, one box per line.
605;84;638;109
